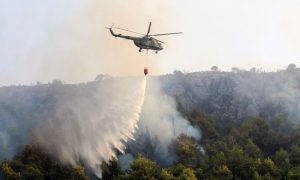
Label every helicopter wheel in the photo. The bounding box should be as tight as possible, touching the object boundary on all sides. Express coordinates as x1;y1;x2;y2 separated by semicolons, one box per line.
139;48;142;52
155;51;158;54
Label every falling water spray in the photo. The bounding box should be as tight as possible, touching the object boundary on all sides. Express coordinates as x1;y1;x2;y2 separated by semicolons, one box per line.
32;77;147;178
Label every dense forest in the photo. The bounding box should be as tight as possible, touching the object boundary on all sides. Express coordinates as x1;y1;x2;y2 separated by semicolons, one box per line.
1;65;300;179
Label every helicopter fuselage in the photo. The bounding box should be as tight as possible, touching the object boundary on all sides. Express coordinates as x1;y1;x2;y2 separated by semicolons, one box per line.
109;28;163;52
133;37;163;51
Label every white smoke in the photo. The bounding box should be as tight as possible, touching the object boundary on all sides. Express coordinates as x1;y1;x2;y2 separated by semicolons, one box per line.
118;153;134;171
120;77;201;166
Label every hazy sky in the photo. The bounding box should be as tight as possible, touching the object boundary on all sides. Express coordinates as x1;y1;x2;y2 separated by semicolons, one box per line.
1;0;300;85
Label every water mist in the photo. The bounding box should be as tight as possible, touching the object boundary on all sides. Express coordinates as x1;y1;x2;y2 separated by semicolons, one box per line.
0;77;147;178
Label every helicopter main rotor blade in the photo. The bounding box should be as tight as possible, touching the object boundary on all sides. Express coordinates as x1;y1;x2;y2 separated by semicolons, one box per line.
147;22;152;36
114;27;145;35
149;32;182;36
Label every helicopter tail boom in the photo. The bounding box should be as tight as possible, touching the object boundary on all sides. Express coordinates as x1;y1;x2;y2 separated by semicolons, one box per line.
106;25;136;40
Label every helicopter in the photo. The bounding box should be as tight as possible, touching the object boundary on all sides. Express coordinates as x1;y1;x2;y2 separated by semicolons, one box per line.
106;22;182;53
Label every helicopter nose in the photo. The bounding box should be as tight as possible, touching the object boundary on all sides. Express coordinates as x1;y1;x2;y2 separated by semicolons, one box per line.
158;44;163;50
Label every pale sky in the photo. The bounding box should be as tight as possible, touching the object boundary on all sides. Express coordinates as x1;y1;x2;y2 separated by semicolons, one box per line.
1;0;300;85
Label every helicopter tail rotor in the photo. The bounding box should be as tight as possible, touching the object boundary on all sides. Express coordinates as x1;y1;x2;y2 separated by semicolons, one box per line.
105;24;114;30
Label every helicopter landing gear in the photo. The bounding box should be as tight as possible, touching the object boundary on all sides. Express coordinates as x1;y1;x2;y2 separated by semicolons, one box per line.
155;51;158;54
139;48;142;52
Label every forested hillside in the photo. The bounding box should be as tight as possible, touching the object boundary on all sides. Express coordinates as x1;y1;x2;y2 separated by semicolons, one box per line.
161;68;300;123
1;68;300;179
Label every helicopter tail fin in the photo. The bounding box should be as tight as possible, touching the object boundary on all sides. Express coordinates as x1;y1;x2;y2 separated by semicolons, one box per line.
105;24;119;37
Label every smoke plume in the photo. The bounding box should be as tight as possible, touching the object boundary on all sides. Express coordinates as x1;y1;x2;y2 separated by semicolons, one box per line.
119;77;201;167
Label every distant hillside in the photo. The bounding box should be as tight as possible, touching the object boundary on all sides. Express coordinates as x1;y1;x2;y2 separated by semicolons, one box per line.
160;69;300;123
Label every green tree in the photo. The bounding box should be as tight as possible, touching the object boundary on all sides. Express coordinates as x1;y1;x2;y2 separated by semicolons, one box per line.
170;164;197;180
241;118;284;155
117;156;161;180
175;134;201;168
0;144;88;180
178;167;197;180
160;169;175;180
274;148;290;178
257;158;280;179
211;165;233;180
211;66;219;71
1;161;21;180
290;146;300;166
206;136;236;157
22;163;43;180
287;63;297;72
291;124;300;147
188;109;219;144
243;139;263;158
288;166;300;180
208;152;226;168
226;144;253;179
